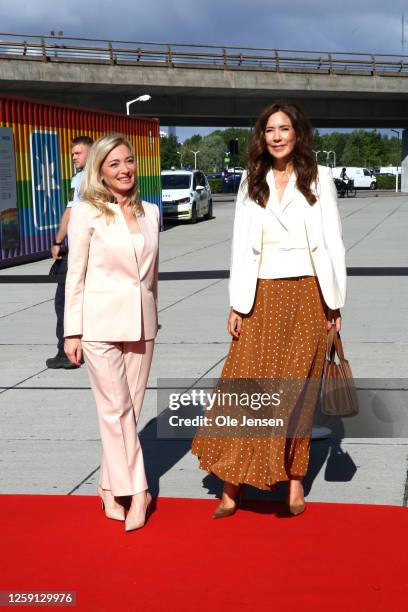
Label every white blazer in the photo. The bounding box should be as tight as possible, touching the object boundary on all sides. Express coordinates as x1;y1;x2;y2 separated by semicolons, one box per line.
229;165;346;313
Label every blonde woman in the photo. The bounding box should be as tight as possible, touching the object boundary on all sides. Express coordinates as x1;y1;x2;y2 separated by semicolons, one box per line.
64;134;160;532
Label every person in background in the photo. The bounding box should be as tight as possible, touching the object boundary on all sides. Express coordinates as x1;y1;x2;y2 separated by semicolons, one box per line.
340;167;349;182
46;136;94;369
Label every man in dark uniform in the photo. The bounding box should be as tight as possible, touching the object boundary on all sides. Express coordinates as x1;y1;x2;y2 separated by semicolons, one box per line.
46;136;93;369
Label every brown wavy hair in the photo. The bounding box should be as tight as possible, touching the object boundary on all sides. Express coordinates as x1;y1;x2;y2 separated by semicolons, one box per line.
245;101;318;207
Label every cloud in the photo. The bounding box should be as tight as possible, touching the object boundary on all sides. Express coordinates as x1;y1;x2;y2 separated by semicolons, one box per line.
0;0;407;54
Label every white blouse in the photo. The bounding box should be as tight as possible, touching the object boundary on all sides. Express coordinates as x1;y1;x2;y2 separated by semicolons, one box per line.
257;179;315;279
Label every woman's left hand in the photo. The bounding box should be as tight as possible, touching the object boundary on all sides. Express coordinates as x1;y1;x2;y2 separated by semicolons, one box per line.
327;308;341;332
64;336;83;366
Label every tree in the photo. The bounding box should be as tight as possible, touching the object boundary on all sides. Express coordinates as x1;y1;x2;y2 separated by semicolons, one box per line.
193;133;226;173
212;128;252;168
164;127;402;173
180;134;203;168
381;135;401;167
160;135;179;170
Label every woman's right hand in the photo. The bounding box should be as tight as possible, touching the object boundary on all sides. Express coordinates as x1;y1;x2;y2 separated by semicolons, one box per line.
227;308;243;339
64;336;83;366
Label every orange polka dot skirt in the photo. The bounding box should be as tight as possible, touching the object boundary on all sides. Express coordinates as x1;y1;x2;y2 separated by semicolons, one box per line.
191;276;328;490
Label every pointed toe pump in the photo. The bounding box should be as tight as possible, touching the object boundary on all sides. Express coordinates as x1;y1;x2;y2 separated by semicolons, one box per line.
212;485;243;519
97;486;125;521
288;500;306;516
125;492;153;532
287;481;306;516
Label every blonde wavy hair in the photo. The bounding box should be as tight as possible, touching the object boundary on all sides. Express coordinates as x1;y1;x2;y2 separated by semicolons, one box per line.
81;133;143;221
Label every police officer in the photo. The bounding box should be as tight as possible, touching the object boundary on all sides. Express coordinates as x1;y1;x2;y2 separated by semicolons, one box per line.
46;136;93;369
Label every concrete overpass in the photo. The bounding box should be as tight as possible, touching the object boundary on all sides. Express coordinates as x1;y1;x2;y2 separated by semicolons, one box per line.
2;33;408;128
2;33;408;189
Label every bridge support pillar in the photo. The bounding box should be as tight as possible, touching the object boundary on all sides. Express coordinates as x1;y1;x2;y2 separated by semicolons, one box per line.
401;129;408;192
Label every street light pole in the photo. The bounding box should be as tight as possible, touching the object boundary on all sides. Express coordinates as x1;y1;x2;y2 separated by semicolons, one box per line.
323;150;336;168
125;94;152;115
190;150;200;170
313;150;321;161
391;129;401;192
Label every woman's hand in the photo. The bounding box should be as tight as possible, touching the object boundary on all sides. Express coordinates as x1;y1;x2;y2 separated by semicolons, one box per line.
228;308;243;339
51;244;63;260
326;308;341;332
64;336;83;366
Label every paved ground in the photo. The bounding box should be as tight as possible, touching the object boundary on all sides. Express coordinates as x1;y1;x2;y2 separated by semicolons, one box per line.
0;192;407;506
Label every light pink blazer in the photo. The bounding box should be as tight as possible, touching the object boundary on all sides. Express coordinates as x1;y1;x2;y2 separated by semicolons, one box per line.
64;199;159;342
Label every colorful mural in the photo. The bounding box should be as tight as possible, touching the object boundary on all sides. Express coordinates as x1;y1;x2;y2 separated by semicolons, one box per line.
0;95;161;262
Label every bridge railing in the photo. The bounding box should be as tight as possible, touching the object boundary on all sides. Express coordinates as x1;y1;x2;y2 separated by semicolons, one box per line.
1;32;408;75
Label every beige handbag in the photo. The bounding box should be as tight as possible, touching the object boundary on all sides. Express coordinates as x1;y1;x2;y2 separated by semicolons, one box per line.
321;327;359;417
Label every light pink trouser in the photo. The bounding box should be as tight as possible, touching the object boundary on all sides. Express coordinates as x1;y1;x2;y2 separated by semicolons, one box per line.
82;340;154;497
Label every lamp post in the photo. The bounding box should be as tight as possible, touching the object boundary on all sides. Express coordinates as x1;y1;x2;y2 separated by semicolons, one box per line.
323;150;336;168
177;151;183;169
313;150;321;161
391;129;401;192
125;94;152;115
190;150;200;170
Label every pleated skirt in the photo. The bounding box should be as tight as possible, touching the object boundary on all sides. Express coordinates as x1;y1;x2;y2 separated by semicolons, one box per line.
191;276;328;490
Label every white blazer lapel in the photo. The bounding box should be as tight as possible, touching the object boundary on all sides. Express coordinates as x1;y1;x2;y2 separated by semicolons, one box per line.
249;201;264;252
265;170;290;230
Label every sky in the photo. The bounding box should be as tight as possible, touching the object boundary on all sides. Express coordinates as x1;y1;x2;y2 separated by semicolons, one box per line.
1;0;407;139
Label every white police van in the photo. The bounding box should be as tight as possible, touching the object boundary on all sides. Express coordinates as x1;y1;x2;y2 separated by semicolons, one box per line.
161;170;212;223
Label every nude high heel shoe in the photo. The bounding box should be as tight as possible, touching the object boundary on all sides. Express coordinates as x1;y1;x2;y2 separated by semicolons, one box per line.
212;485;243;519
125;491;152;532
97;486;125;521
288;500;306;516
287;480;306;516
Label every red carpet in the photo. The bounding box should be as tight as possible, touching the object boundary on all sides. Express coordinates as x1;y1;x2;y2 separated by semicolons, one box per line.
0;495;407;611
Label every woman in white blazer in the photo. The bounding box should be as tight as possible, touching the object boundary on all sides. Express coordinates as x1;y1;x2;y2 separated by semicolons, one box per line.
64;134;160;532
192;102;346;518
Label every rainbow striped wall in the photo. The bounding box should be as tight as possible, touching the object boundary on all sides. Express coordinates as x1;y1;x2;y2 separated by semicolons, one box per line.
0;95;161;263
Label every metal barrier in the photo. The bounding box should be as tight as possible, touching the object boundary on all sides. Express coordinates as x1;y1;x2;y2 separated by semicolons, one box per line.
1;32;408;76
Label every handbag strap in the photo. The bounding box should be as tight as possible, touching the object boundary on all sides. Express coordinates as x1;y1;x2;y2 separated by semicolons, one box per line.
326;326;346;362
333;329;346;360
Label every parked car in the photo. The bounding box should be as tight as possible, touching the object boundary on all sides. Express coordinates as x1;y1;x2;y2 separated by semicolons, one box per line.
222;173;242;193
372;166;401;176
161;170;212;223
332;167;377;190
206;172;225;180
226;167;244;175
